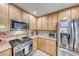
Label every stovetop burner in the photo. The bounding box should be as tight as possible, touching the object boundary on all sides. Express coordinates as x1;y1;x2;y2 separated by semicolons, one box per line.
21;37;32;43
9;39;22;47
9;37;32;47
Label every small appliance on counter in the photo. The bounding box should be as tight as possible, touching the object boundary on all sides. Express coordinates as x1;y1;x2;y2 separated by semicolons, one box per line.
28;31;37;36
49;32;56;38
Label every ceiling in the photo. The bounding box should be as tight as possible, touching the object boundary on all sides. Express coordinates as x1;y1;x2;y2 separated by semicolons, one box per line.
14;3;79;17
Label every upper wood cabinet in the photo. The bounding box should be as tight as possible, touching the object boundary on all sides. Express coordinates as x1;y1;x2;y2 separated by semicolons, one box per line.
9;4;21;22
71;6;79;19
41;16;49;30
58;9;71;20
0;4;9;29
37;17;42;30
48;13;57;31
29;14;37;30
21;11;29;23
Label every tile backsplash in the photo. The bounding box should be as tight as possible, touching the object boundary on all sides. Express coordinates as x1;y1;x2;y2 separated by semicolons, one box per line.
6;31;29;41
37;31;49;36
5;30;57;41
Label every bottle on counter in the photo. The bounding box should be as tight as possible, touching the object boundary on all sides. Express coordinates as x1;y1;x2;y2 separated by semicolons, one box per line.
0;32;6;44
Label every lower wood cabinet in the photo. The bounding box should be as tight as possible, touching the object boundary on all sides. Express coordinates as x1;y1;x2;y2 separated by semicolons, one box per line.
37;37;46;52
33;37;56;56
32;38;37;51
0;48;12;56
46;39;56;56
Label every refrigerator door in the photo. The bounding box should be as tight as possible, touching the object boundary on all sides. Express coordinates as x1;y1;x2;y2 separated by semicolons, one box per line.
74;20;79;52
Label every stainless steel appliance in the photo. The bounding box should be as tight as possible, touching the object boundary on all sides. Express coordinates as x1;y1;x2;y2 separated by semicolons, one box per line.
22;37;32;55
9;37;32;56
57;19;79;55
11;20;29;31
49;32;56;38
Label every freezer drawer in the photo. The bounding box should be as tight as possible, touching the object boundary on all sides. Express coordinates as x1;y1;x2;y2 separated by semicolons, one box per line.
57;47;79;56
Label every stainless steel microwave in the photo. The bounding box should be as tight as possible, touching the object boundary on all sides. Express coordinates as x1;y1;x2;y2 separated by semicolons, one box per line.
10;20;29;31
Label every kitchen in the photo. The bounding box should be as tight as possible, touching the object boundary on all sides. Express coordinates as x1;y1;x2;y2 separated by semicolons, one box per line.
0;3;79;56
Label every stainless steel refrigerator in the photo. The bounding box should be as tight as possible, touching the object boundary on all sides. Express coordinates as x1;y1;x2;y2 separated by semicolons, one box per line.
57;19;79;54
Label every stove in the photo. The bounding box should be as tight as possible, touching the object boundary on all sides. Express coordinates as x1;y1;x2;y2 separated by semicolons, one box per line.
9;37;32;56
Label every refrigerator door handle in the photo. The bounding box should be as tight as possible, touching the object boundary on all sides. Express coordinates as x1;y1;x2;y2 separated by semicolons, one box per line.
69;21;74;50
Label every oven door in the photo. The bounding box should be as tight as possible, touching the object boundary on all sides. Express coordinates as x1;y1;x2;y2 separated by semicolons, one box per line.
24;44;32;56
14;49;25;56
24;45;30;55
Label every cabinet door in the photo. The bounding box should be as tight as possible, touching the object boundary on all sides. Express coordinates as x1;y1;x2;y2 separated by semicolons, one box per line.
0;4;9;29
41;16;48;30
29;14;37;30
71;6;79;19
0;48;12;56
37;17;42;30
9;4;21;22
58;9;71;20
49;13;57;31
9;4;14;19
21;11;29;23
46;40;56;56
32;38;37;51
37;37;46;52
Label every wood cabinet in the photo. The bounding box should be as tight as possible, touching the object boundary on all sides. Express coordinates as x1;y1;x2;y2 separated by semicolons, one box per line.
41;16;48;30
71;6;79;19
48;13;57;31
0;4;9;29
0;48;12;56
9;4;21;22
46;39;56;56
32;38;37;51
58;9;71;20
29;14;37;30
37;17;42;30
21;11;29;23
37;37;56;56
37;37;46;52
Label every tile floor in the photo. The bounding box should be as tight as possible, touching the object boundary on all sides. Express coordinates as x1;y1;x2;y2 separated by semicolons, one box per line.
31;50;49;56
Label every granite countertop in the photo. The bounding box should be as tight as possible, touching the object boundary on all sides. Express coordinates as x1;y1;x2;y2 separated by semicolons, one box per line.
30;35;56;41
0;42;12;52
0;35;56;53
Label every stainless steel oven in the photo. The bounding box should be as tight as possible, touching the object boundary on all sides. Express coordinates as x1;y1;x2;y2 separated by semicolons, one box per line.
12;43;32;56
14;48;25;56
24;44;32;55
9;38;32;56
